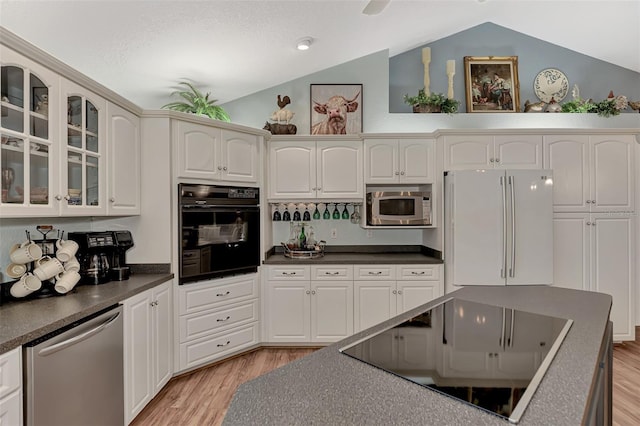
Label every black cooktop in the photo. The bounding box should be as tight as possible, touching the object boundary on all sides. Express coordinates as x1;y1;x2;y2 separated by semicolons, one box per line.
340;298;572;424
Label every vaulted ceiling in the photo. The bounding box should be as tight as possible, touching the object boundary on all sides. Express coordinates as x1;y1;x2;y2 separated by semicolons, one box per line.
1;0;638;109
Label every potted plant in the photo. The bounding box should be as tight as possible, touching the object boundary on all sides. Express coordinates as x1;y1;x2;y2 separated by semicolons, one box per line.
403;89;459;114
162;81;231;122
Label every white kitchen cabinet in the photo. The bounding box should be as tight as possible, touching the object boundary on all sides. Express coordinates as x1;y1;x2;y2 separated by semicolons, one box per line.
1;46;60;217
59;78;107;216
444;134;542;170
353;265;442;332
543;134;635;212
123;280;173;425
265;265;354;343
268;139;363;200
364;138;435;184
174;120;259;184
177;274;260;372
107;102;140;215
553;212;635;341
0;347;22;426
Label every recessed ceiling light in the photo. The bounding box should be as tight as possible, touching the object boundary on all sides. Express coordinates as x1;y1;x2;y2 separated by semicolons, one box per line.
296;37;313;51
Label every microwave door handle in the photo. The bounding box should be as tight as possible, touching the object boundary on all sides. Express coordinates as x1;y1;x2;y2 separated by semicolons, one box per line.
500;176;507;279
509;175;516;278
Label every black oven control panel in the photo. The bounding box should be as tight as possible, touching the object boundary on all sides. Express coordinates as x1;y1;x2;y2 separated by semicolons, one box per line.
229;188;257;199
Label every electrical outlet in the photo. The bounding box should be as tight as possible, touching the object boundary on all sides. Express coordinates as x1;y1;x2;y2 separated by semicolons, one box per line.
330;228;338;239
366;229;373;238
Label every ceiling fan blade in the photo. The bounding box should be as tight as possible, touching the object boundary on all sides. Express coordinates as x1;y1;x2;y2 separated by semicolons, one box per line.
362;0;391;15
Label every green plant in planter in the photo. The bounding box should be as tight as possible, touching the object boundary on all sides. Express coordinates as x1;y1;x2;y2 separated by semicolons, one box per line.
403;89;459;114
163;81;231;122
561;98;597;114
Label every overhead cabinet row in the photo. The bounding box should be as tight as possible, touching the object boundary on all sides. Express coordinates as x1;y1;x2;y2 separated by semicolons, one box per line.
1;46;140;217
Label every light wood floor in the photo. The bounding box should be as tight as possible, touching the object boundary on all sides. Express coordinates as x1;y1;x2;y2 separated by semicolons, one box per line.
132;328;640;426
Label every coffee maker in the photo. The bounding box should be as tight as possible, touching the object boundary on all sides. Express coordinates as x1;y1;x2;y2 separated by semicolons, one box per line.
68;231;116;285
111;230;134;281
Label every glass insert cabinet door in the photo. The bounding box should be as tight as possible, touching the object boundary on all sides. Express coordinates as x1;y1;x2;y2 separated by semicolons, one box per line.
63;85;105;212
1;59;55;210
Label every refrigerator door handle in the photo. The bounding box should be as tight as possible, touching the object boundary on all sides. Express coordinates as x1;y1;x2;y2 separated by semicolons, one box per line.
509;175;516;278
500;175;507;279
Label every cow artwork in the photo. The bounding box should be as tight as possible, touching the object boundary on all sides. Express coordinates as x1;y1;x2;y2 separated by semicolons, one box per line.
310;85;362;135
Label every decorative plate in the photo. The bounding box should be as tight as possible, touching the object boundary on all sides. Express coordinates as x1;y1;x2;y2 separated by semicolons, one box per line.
533;68;569;103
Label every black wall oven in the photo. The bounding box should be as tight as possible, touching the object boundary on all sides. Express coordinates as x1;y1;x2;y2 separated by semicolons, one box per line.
179;184;260;284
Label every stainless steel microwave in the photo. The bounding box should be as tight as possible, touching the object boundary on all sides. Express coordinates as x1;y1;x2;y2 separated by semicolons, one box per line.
366;191;431;226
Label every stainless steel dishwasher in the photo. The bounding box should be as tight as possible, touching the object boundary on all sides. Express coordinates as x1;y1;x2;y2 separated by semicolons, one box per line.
23;304;124;426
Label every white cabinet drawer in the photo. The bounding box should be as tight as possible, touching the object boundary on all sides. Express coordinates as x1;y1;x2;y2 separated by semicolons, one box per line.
354;265;396;280
0;348;21;399
311;265;354;280
267;265;310;280
179;274;258;315
0;390;22;426
179;323;259;370
397;265;441;281
179;300;258;343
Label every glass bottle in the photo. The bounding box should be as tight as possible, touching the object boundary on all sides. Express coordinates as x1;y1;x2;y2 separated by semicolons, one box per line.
299;224;307;248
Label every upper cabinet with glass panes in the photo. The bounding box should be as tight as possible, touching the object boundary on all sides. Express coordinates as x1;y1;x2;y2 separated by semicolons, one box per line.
1;47;59;216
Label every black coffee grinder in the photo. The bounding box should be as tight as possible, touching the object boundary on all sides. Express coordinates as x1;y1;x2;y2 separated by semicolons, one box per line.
111;230;134;281
68;231;116;285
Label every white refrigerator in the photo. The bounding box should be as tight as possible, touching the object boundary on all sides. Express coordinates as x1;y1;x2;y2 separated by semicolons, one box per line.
444;169;553;286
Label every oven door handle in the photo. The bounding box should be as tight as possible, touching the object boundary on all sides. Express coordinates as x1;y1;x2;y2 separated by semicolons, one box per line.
182;205;259;211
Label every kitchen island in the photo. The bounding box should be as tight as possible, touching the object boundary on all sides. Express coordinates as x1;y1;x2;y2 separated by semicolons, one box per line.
224;286;612;425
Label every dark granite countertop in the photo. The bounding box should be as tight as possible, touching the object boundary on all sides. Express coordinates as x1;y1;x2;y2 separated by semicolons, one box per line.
264;245;444;265
0;272;173;354
224;286;612;426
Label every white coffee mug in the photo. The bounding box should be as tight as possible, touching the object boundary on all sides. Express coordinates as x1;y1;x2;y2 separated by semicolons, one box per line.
9;241;43;264
64;256;81;273
55;239;79;263
5;262;28;279
10;273;42;298
33;256;65;281
54;270;81;294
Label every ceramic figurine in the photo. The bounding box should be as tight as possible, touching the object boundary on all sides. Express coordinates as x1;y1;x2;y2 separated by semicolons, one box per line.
545;97;562;113
35;94;49;116
524;99;546;112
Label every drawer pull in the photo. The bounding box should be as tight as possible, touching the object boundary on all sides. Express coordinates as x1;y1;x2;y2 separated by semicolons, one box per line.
411;271;426;275
282;272;297;276
216;340;231;347
216;316;231;322
216;291;231;297
324;271;340;275
367;271;383;275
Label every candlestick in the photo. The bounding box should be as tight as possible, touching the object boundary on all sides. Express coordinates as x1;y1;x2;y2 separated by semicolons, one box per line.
422;47;431;95
446;60;455;99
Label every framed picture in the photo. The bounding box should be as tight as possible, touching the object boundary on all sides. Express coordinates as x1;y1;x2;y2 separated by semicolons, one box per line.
464;56;520;113
310;84;362;134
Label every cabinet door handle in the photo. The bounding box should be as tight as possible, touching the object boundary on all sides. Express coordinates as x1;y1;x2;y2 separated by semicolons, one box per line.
400;171;405;175
218;166;223;171
216;340;231;347
216;291;230;297
216;316;231;322
110;197;115;203
223;166;228;171
586;200;591;204
397;290;402;295
395;171;400;175
495;158;500;163
591;199;596;204
324;271;340;275
367;271;382;275
586;221;591;226
55;195;62;201
282;272;296;276
392;290;397;294
490;158;495;163
316;187;322;191
311;290;316;295
411;271;425;275
306;290;311;295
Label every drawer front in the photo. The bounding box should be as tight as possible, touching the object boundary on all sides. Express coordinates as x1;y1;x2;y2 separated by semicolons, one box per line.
0;348;21;399
397;265;441;281
267;265;310;280
354;265;396;280
179;323;259;371
311;265;354;281
179;275;258;315
180;300;259;343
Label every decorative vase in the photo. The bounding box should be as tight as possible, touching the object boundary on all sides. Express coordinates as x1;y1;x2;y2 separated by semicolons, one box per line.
412;104;441;113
